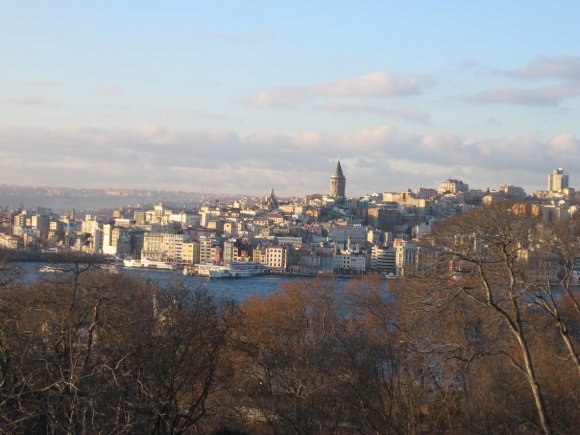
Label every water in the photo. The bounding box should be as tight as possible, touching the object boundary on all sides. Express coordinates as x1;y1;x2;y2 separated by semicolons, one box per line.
8;261;318;303
122;267;304;302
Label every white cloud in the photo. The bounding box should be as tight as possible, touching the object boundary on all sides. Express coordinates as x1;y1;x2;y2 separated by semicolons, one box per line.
319;102;430;123
550;132;580;153
496;56;580;80
316;72;421;97
97;85;121;95
240;86;313;108
1;96;50;106
25;80;60;88
191;108;242;122
241;72;427;108
469;81;580;106
465;56;580;106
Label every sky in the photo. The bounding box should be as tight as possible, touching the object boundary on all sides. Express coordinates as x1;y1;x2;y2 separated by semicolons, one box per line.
1;1;579;197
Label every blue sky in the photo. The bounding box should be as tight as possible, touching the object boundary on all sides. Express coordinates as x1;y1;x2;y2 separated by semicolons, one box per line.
1;1;579;196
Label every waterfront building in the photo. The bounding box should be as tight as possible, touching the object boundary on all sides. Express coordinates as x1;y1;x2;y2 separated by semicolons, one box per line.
199;237;217;263
142;232;187;263
265;245;289;272
223;238;240;264
102;225;131;256
333;251;367;273
371;245;395;274
182;240;200;264
86;227;103;255
0;233;23;250
334;239;368;273
395;239;419;276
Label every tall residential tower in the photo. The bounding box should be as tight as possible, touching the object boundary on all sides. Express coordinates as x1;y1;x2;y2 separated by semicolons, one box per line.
548;168;569;193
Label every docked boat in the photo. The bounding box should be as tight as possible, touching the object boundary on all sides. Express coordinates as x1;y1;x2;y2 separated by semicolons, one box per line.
141;258;177;270
185;262;265;278
123;258;142;268
123;258;177;271
228;262;266;277
191;263;230;278
209;268;229;278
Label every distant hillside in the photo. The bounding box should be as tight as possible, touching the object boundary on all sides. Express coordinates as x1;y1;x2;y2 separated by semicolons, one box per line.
0;185;248;212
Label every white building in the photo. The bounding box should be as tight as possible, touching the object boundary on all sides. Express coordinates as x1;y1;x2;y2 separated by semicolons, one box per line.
334;251;367;273
102;225;131;256
169;212;199;228
265;245;289;271
142;232;188;263
327;224;367;244
395;239;419;276
501;184;527;199
548;168;569;193
371;245;395;274
199;237;218;264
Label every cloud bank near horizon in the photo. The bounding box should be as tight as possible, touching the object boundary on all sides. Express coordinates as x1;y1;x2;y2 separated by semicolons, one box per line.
0;124;576;197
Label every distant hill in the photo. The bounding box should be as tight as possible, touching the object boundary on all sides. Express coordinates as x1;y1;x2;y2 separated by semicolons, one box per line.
0;184;250;212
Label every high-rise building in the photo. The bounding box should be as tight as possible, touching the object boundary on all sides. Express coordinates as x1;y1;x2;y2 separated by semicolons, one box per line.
330;158;346;200
548;168;569;193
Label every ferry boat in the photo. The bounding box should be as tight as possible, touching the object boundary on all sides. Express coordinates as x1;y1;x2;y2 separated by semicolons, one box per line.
184;262;265;279
123;258;177;271
123;259;142;268
187;263;230;278
229;262;266;278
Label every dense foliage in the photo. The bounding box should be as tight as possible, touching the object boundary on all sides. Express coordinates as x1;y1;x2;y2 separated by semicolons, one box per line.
0;203;578;434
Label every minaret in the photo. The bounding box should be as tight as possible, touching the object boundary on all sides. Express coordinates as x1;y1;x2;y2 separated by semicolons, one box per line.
330;158;346;200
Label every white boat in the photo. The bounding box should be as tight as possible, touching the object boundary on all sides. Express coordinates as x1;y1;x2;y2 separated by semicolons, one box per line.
123;258;177;271
141;258;177;270
208;268;229;278
229;262;266;277
195;263;230;278
189;262;265;279
38;265;64;273
142;258;177;270
123;259;142;268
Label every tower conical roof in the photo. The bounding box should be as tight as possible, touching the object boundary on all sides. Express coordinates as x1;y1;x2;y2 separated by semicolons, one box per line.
333;159;345;178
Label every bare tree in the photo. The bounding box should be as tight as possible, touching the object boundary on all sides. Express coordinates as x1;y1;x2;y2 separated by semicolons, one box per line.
529;221;580;377
0;265;235;434
231;279;345;434
421;202;580;434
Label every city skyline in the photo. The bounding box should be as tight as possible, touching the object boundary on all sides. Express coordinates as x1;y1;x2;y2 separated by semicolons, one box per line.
1;2;579;196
